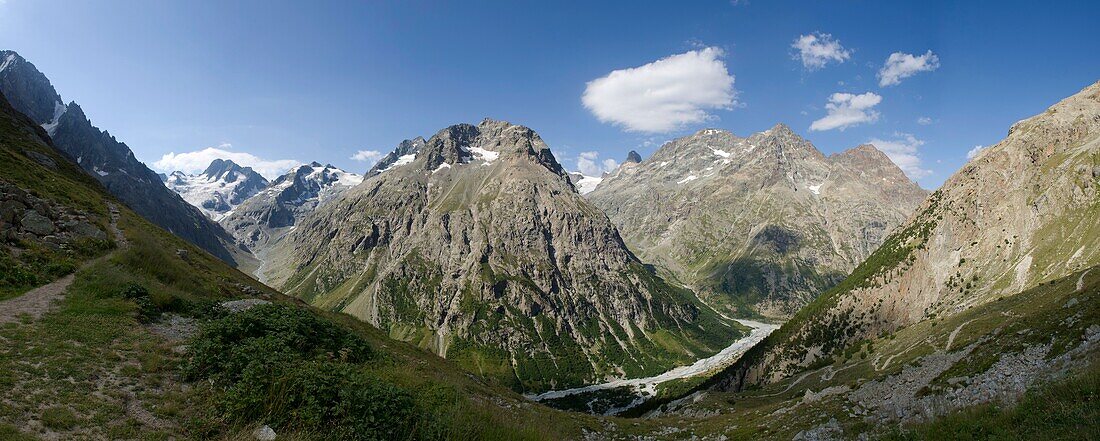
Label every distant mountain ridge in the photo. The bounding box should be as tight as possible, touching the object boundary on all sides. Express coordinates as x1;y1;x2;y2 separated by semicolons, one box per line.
219;161;361;276
164;159;270;221
0;50;252;267
588;124;928;318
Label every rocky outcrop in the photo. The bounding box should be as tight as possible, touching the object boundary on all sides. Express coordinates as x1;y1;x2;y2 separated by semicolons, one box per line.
1;181;108;247
262;119;743;392
0;50;252;267
588;125;927;318
714;80;1100;390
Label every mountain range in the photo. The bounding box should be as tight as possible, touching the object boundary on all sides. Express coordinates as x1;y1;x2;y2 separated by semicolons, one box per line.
163;159;270;221
1;45;1095;440
254;119;745;391
588;125;927;318
693;81;1100;429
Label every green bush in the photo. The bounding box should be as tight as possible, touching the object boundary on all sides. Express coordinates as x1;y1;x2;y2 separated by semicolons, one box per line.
183;304;373;384
118;283;158;323
183;304;425;440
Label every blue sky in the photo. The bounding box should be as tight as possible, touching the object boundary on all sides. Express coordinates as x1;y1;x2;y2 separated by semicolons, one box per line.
1;0;1097;187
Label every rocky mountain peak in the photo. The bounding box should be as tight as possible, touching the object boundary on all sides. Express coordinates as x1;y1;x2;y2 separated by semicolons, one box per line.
751;123;824;160
589;121;927;318
0;50;64;125
164;159;271;221
259;119;743;391
625;150;642;164
201;159;265;185
371;119;567;180
832;143;895;168
366;136;426;177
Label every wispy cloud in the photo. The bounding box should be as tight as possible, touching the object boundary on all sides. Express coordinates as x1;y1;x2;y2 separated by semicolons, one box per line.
350;149;383;165
867;132;932;179
791;32;852;70
576;151;619;177
917;116;933;125
878;50;940;87
967;145;986;160
809;92;882;131
153;144;299;179
582;47;737;133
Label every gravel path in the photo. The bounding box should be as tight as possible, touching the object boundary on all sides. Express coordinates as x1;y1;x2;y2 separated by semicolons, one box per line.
0;273;78;324
0;202;126;325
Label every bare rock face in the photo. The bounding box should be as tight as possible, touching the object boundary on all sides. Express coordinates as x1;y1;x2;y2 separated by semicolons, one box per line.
588;125;927;318
715;80;1100;390
262;119;742;392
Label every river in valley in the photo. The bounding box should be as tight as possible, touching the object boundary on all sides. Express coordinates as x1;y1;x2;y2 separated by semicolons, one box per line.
526;319;779;415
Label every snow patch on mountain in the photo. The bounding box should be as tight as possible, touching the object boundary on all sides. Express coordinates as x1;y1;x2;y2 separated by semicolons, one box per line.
469;146;500;164
40;101;67;136
380;154;416;173
574;175;603;194
0;53;15;73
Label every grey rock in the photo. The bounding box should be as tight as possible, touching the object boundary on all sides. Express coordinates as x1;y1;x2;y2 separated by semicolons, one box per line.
69;221;106;240
20;211;55;235
23;149;56;169
0;199;25;224
220;298;271;313
253;425;276;441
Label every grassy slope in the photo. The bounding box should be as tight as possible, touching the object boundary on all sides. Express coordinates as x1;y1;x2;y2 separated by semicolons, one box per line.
0;100;115;300
617;262;1099;439
0;97;598;439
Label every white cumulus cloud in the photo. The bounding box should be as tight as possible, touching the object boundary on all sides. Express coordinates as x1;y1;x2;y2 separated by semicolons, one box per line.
878;50;940;87
153;144;299;180
576;151;619;177
867;132;932;180
350;149;383;165
967;145;986;160
791;32;852;70
809;92;882;131
582;47;736;133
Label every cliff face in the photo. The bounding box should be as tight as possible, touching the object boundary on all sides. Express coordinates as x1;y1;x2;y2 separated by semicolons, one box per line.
588;125;927;318
715;81;1100;389
263;119;744;392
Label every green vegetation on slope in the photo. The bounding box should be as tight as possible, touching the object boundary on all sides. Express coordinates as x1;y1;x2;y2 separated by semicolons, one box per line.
0;93;587;439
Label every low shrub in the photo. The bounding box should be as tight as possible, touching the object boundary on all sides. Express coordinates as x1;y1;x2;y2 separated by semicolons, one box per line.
183;304;424;440
118;283;158;322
